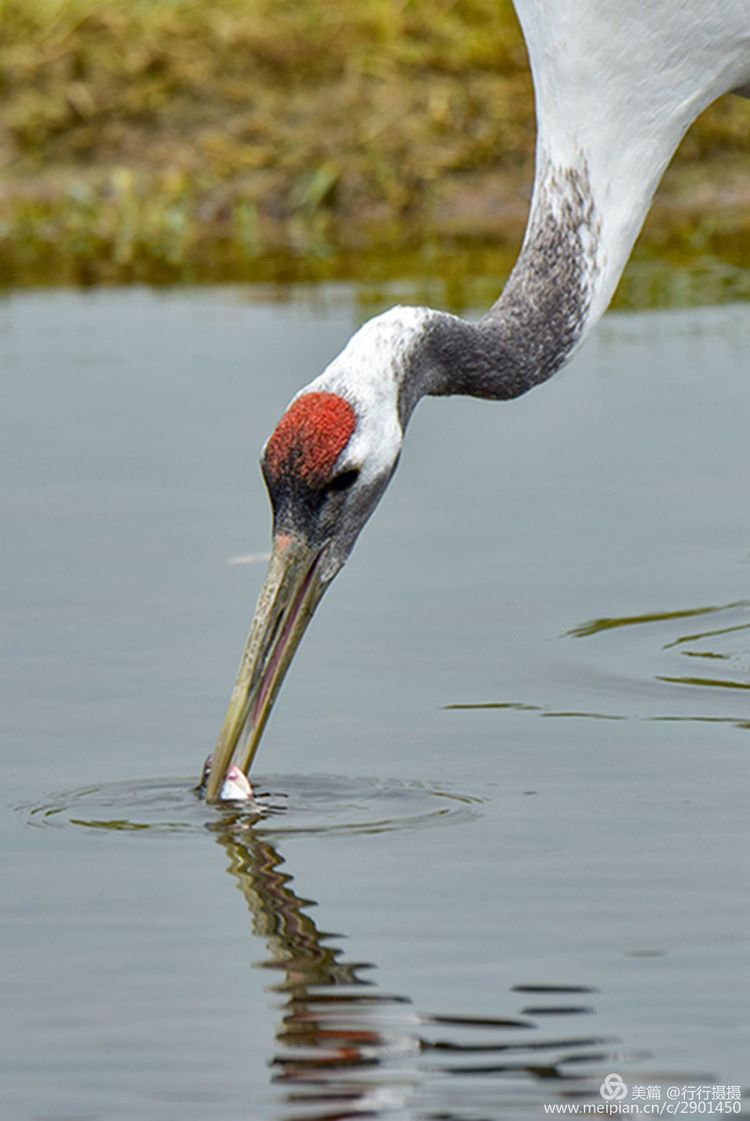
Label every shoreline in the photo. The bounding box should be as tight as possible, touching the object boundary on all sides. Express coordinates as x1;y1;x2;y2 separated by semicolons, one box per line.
2;156;749;304
1;0;747;294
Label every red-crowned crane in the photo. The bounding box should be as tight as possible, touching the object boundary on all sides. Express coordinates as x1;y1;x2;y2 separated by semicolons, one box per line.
205;0;750;799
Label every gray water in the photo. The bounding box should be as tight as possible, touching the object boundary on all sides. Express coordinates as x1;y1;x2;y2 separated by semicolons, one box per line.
2;287;749;1121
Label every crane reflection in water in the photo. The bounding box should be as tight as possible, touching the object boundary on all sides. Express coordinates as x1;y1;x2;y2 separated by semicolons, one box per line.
211;813;624;1120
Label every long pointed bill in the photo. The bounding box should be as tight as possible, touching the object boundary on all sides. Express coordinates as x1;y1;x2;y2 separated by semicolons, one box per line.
205;534;327;802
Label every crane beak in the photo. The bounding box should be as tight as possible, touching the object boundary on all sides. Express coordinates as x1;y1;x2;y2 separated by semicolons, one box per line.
204;533;327;802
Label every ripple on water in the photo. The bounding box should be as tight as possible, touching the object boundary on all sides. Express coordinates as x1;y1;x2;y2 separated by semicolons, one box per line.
21;773;484;839
446;599;750;728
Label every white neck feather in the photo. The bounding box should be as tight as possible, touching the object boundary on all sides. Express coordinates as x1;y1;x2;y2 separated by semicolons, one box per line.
518;0;750;329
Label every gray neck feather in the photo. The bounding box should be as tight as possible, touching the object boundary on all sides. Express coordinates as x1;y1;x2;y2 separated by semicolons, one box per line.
400;160;601;422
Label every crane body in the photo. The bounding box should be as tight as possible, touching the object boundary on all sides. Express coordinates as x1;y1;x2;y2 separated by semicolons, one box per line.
205;0;750;800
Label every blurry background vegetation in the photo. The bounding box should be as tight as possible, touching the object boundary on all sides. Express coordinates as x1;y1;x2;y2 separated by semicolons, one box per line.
1;0;748;303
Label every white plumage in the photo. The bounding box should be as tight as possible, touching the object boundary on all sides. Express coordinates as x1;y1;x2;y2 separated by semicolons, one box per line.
517;0;750;329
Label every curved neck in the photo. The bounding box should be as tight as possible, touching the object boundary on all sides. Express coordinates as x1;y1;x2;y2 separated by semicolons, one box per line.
407;156;604;410
404;0;750;415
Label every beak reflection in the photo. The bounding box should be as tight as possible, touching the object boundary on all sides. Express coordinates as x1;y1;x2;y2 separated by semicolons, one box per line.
205;534;326;802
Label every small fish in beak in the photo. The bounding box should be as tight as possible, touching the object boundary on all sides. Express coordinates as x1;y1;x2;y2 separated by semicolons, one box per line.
198;754;255;802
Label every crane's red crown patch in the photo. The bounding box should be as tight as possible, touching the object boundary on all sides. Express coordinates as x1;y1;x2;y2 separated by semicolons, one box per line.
264;392;356;486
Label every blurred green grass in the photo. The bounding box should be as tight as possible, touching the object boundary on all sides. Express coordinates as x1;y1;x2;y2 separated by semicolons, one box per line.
0;0;748;297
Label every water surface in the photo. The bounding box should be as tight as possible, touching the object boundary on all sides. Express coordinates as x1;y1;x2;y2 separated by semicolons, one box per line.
1;288;749;1120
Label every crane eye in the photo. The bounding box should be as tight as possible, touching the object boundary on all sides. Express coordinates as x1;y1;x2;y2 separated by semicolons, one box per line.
326;468;360;494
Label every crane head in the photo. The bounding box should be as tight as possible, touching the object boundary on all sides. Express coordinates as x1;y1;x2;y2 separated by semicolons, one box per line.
203;307;427;800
